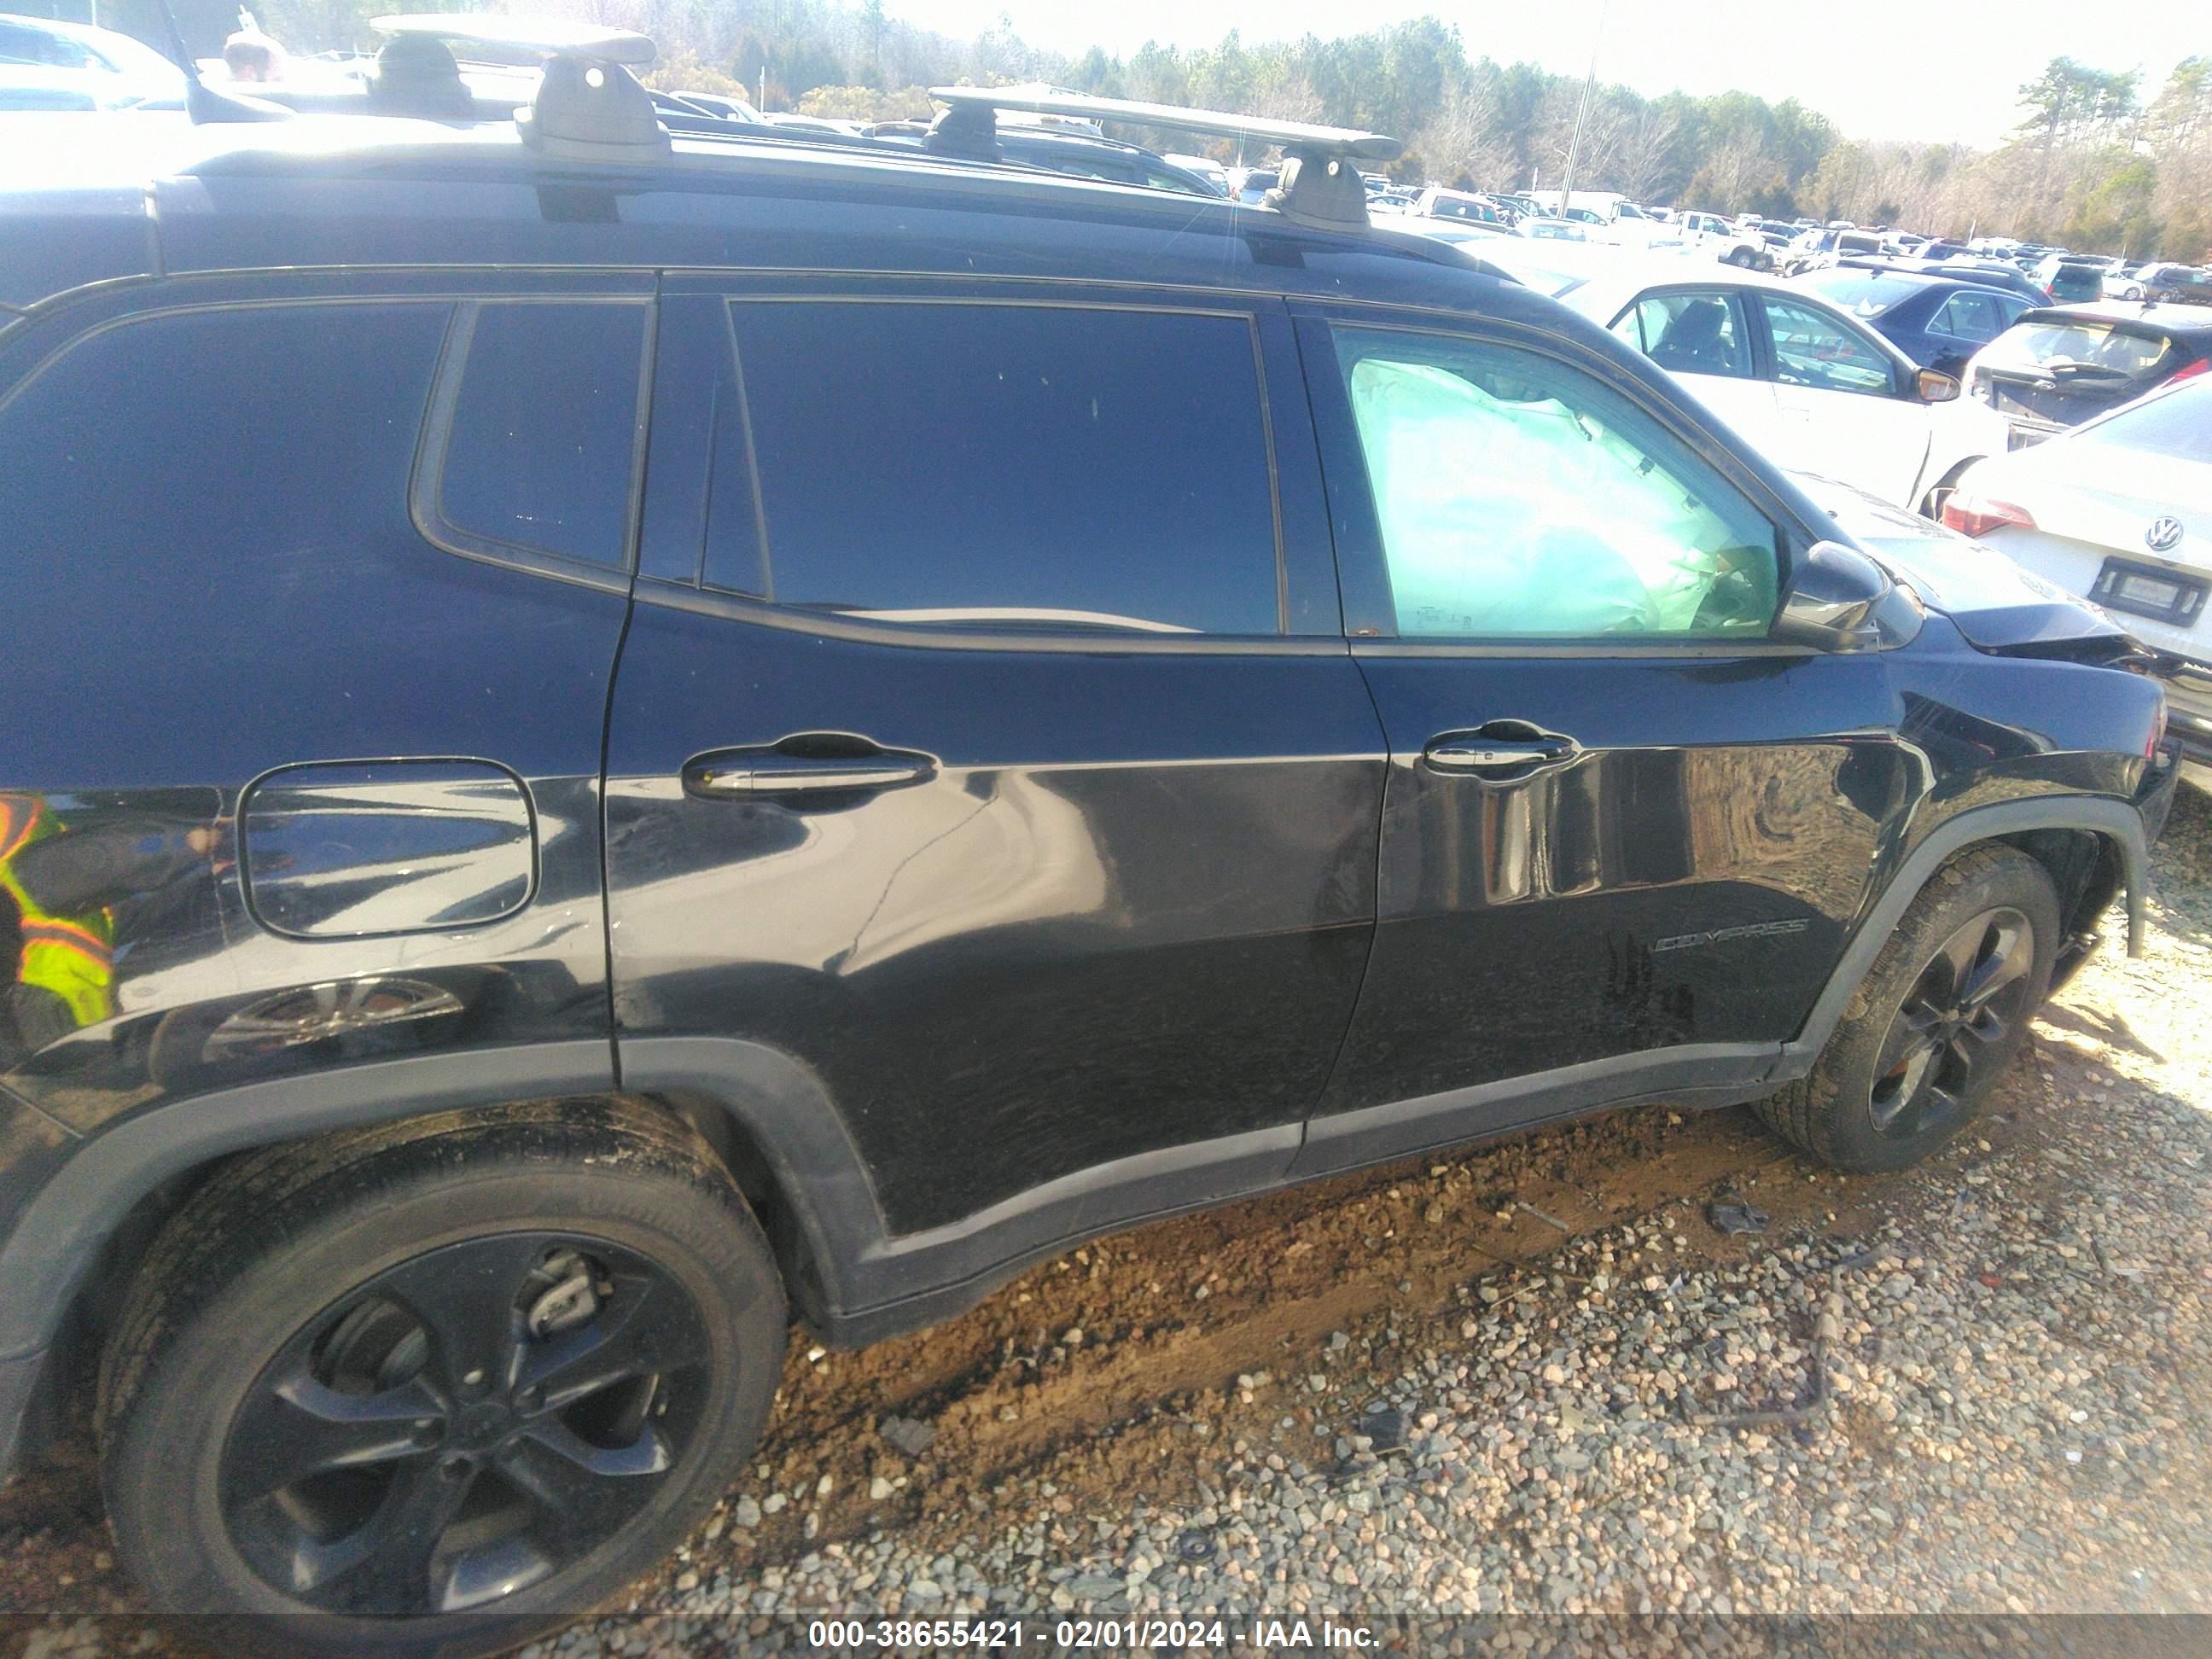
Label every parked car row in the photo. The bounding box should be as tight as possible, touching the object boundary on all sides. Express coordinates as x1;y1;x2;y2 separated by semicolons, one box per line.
1537;261;1980;515
1442;236;2210;771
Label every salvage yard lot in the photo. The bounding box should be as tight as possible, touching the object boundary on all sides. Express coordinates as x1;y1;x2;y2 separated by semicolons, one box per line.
8;794;2212;1647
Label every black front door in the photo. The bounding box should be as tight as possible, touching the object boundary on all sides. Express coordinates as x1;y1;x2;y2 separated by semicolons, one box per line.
1289;309;1916;1171
604;283;1384;1247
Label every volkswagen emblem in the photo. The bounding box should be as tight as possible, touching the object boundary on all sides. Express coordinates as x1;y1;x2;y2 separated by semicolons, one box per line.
2146;516;2185;554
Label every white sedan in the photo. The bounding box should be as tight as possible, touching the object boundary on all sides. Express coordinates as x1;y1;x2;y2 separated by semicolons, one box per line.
1549;264;1987;514
1943;375;2212;777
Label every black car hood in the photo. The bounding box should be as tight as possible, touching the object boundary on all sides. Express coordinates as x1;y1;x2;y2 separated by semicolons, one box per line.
1789;472;2133;655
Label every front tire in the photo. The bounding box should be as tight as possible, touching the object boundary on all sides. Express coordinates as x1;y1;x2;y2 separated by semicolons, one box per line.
1757;846;2058;1173
98;1099;786;1657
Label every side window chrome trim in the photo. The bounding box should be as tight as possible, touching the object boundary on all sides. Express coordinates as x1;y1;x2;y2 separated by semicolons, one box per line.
409;295;655;594
1351;637;1820;661
632;575;1345;656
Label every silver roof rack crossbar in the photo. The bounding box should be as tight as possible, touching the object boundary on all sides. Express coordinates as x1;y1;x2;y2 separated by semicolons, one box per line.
926;84;1400;230
370;15;668;164
370;15;657;65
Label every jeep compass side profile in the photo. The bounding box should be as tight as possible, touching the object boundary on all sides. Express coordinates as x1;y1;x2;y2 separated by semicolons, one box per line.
0;51;2175;1656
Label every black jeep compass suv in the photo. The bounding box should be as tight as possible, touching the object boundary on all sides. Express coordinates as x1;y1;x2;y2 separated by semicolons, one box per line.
0;44;2176;1655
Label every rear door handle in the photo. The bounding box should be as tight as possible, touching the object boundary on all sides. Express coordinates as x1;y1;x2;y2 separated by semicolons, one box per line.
1423;725;1581;781
683;738;935;800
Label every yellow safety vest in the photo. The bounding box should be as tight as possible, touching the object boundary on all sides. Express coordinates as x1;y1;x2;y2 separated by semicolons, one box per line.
0;795;114;1029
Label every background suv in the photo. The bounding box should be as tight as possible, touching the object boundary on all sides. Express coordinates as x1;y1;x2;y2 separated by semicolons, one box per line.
0;57;2176;1655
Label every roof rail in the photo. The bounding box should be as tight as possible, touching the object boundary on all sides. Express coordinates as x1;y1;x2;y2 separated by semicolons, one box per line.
925;84;1400;230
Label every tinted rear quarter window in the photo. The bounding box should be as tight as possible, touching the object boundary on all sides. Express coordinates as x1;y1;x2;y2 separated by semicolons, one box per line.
704;300;1283;635
0;300;457;756
3;301;450;588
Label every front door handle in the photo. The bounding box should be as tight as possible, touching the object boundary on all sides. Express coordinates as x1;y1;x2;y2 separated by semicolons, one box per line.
1423;724;1582;781
683;737;936;800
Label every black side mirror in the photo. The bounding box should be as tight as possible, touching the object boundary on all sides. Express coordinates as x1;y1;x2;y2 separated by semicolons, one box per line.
1772;540;1924;653
1917;368;1961;403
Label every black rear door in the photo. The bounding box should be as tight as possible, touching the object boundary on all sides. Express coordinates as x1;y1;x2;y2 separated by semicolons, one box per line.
604;282;1383;1266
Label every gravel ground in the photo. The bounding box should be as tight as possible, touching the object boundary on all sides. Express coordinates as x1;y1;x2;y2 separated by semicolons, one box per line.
7;789;2212;1654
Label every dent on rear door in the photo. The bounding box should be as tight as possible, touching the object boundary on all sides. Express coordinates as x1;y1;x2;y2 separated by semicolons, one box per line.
600;288;1385;1241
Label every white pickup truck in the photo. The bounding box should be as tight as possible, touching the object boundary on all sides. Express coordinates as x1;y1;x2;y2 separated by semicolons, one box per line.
1673;210;1773;269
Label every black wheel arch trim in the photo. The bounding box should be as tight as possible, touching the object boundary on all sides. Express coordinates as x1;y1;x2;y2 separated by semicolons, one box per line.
1780;795;2150;1072
0;1041;616;1371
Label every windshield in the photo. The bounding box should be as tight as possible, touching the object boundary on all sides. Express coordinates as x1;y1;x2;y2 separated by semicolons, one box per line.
1982;319;2173;378
2075;379;2212;462
1798;271;1923;317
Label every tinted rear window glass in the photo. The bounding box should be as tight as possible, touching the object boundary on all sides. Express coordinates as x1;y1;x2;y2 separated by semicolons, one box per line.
1983;319;2173;379
1797;271;1923;317
707;300;1282;635
432;300;649;569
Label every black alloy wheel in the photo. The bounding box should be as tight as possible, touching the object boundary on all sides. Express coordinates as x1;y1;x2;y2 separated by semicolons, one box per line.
1867;905;2035;1141
99;1100;786;1659
220;1232;711;1615
1755;845;2059;1173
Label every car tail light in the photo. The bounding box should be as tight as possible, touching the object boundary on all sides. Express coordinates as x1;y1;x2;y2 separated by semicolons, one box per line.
2170;356;2210;382
1941;492;2036;538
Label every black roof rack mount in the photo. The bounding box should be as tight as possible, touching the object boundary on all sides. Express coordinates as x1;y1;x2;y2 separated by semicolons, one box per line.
927;84;1400;230
372;13;668;163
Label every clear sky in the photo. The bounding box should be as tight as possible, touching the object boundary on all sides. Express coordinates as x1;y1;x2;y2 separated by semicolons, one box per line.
899;0;2199;148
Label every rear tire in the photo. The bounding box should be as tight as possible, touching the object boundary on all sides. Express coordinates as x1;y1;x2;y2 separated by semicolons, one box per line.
98;1099;786;1658
1756;846;2058;1173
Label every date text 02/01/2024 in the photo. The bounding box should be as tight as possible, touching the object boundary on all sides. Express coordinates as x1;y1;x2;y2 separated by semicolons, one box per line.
806;1617;1384;1648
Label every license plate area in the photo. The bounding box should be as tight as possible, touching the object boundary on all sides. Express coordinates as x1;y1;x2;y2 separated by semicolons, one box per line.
2091;557;2207;627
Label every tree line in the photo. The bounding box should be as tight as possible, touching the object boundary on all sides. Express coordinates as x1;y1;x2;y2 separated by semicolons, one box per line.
60;1;2212;258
